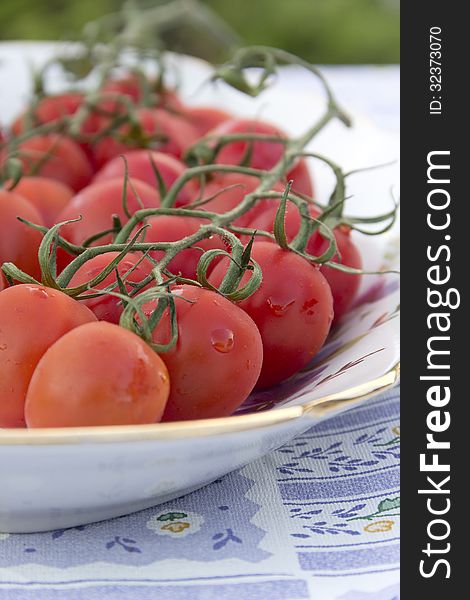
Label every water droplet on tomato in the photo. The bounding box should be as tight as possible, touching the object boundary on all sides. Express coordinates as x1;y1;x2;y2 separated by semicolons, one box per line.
31;287;49;300
266;297;295;316
211;328;234;353
0;343;6;351
302;298;318;316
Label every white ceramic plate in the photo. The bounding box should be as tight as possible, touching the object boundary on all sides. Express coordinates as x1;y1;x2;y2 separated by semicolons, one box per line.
0;43;400;533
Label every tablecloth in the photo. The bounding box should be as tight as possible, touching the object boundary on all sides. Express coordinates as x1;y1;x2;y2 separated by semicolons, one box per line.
0;66;400;599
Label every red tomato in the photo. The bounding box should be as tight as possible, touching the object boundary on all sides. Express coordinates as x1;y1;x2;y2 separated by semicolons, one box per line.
12;176;74;227
0;189;44;281
183;106;232;136
144;284;263;421
25;321;170;427
10;93;84;136
208;118;313;196
0;272;6;292
68;251;152;323
15;134;93;191
200;172;284;229
210;242;333;388
246;199;321;241
57;177;161;248
93;150;196;206
247;205;362;320
102;75;143;104
103;75;184;111
92;107;199;169
135;215;224;279
0;284;97;427
308;226;362;321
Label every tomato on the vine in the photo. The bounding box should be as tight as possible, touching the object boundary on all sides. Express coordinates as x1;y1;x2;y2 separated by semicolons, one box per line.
92;107;199;168
135;215;223;279
0;284;97;428
12;176;74;227
93;150;196;206
10;93;85;136
210;242;333;389
246;203;362;320
208;118;313;197
144;284;263;421
68;251;153;324
57;177;161;248
0;188;44;281
15;134;93;191
25;321;170;427
182;106;232;136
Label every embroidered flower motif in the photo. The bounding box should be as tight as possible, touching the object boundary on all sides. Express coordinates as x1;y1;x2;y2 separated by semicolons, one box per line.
0;533;9;542
364;520;394;533
146;510;204;538
161;521;190;534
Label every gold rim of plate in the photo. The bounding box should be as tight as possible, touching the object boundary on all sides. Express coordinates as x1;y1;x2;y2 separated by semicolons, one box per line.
0;363;400;445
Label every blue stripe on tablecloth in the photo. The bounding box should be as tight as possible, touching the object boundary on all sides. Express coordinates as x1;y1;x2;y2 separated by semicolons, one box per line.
298;544;399;571
283;488;400;506
0;579;309;600
294;536;400;549
278;466;399;498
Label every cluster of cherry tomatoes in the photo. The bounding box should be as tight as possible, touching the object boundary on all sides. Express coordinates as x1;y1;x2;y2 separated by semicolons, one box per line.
0;70;362;429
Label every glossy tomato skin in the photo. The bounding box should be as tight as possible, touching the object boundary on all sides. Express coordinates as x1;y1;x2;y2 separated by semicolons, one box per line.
246;204;361;320
0;284;97;428
12;176;74;227
182;106;232;136
92;150;196;206
135;215;223;279
25;322;170;428
200;172;284;229
10;93;84;136
308;226;362;321
146;284;263;421
68;252;152;323
92;107;199;169
208;118;313;196
0;189;44;281
210;242;333;389
57;177;161;248
16;134;93;192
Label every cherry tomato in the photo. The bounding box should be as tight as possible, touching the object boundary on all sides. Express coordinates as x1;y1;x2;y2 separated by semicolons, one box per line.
208;118;313;196
102;75;143;104
182;106;232;136
200;172;284;229
12;176;74;227
245;198;321;241
210;242;333;388
144;284;263;421
102;75;184;111
308;226;362;321
135;215;223;279
68;251;153;323
93;150;196;206
0;188;44;281
92;107;199;169
246;204;361;320
10;93;84;136
0;284;97;427
25;321;170;427
15;134;93;191
57;177;161;248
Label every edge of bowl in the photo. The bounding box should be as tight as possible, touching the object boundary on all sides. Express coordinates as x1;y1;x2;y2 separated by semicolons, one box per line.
0;363;399;445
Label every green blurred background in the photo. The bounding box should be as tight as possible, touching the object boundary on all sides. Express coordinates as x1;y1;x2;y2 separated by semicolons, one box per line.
0;0;399;64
